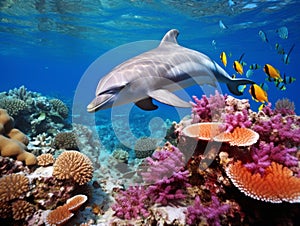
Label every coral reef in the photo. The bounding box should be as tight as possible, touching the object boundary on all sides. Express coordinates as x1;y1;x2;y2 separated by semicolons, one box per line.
274;98;295;115
0;108;37;165
53;151;94;185
11;200;35;220
0;86;71;136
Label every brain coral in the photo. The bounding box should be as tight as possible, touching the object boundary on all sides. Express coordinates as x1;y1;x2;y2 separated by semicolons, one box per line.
0;98;27;117
50;98;69;119
53;132;79;150
134;137;157;158
11;200;35;220
53;151;93;185
0;174;29;202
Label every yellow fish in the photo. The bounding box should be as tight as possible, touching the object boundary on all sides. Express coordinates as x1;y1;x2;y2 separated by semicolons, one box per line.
220;52;227;67
233;61;243;75
249;84;268;103
263;64;282;81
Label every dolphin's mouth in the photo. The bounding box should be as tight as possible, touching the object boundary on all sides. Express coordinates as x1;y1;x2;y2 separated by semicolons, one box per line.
87;93;114;112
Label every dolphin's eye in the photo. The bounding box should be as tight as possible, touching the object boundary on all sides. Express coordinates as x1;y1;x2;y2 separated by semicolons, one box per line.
98;85;126;96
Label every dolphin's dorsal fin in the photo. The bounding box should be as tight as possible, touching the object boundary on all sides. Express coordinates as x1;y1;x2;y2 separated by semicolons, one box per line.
159;29;179;46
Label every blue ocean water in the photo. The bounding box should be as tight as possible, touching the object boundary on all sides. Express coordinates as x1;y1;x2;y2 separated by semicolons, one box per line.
1;0;299;148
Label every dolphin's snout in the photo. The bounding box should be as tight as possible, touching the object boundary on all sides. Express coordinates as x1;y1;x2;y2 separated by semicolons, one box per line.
87;93;115;112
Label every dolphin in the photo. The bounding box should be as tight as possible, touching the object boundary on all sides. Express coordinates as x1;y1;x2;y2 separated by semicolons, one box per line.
87;29;254;112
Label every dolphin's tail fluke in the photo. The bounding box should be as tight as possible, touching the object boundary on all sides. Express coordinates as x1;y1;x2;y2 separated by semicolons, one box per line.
227;78;255;96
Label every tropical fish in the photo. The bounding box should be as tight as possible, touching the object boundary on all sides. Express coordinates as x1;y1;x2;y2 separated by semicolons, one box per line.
238;85;247;93
259;83;269;91
233;61;243;75
246;69;254;78
259;30;268;43
263;64;282;81
220;52;227;67
275;43;285;55
249;64;261;70
282;73;296;84
87;29;255;112
282;43;295;64
249;84;268;103
276;26;288;39
274;80;287;91
219;20;228;30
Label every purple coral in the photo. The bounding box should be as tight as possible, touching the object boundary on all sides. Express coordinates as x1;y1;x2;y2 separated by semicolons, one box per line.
221;108;252;132
185;195;230;226
253;114;300;146
244;141;298;175
141;145;190;205
112;185;150;220
191;91;226;123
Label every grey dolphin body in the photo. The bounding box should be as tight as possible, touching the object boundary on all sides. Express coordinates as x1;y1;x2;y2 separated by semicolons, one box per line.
87;29;254;112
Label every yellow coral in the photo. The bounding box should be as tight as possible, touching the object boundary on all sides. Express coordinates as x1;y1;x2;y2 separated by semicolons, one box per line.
53;151;93;185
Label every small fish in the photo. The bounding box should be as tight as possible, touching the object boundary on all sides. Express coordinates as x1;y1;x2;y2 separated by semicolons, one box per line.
258;103;266;111
282;73;296;84
275;43;285;55
232;74;236;79
211;40;217;49
259;30;268;43
274;80;287;91
219;20;228;30
249;84;268;103
238;85;247;93
276;26;288;39
233;61;243;75
249;64;261;70
263;64;282;81
220;52;227;67
259;83;269;91
282;43;295;64
246;69;254;78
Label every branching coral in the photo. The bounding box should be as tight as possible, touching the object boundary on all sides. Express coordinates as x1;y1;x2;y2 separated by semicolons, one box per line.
11;200;36;220
37;153;55;166
274;98;295;115
191;91;226;123
244;141;298;175
185;195;230;226
0;98;28;117
112;185;150;220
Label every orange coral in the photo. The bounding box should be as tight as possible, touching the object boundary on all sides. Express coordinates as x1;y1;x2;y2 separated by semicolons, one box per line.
53;151;93;185
0;174;29;202
226;161;300;203
182;122;225;140
11;200;35;220
37;153;55;166
65;194;87;211
183;122;259;146
215;127;259;146
46;205;74;226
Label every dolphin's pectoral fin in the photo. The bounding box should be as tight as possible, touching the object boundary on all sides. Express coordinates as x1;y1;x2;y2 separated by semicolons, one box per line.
148;89;192;108
135;98;158;111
